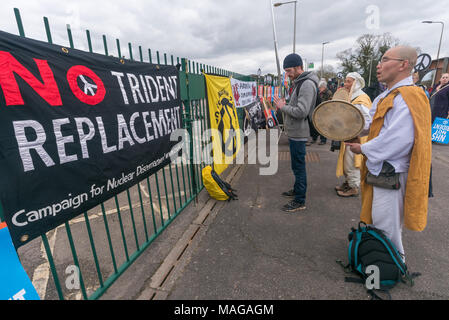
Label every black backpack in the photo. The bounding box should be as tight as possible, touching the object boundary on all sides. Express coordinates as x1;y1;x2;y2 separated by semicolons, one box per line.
337;222;421;300
294;77;321;120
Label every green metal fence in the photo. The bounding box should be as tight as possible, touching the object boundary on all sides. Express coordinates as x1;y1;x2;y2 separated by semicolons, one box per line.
0;8;251;300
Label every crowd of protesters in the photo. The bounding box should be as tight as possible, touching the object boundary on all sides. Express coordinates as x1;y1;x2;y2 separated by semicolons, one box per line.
275;47;433;263
305;70;449;146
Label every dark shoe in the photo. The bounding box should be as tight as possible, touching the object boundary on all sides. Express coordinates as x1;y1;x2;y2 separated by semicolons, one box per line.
282;200;306;212
282;189;296;198
318;141;326;145
337;187;359;197
306;140;316;146
335;182;349;192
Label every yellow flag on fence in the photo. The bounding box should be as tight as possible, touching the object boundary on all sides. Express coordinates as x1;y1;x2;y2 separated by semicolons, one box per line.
204;74;241;175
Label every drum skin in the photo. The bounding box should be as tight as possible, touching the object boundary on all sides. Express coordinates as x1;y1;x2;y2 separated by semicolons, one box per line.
331;88;350;101
312;100;365;141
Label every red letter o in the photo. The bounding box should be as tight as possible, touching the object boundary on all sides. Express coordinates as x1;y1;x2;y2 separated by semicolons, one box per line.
66;65;106;105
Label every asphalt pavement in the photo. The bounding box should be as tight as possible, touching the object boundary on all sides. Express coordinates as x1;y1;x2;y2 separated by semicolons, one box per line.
157;134;449;300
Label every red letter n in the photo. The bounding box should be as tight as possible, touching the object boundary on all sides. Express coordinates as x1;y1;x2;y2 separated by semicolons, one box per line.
0;51;62;106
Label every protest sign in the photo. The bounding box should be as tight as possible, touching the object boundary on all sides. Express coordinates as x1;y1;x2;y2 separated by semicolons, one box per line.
0;31;182;247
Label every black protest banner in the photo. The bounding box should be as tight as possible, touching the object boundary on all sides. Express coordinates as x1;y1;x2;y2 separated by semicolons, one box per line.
245;100;265;131
0;31;183;248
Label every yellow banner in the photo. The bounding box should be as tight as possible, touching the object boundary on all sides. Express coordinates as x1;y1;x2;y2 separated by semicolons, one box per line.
204;74;241;175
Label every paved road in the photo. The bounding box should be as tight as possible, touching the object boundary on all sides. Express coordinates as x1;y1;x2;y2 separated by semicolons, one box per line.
17;162;195;300
17;134;449;300
164;136;449;300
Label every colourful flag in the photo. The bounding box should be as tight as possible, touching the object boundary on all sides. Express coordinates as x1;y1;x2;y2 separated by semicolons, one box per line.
0;222;40;300
204;74;241;175
258;85;264;98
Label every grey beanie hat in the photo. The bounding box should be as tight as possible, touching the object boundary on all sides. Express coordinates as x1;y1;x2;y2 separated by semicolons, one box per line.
283;53;303;69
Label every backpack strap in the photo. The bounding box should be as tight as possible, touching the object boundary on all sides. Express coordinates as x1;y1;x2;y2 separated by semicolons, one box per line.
367;289;392;300
401;271;422;287
210;169;238;201
343;271;393;300
336;260;352;274
293;78;319;122
294;78;318;96
344;276;365;284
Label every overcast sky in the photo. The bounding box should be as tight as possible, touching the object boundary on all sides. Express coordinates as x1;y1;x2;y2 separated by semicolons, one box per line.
1;0;448;76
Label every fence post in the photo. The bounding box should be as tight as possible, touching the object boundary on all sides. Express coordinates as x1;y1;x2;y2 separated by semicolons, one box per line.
5;7;248;299
43;17;53;44
13;8;25;37
181;58;197;197
67;24;75;48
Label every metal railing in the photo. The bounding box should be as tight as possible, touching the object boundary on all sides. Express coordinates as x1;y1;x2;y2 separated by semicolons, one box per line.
0;8;251;300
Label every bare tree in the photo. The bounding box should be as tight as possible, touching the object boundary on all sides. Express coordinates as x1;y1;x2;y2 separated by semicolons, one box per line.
316;64;337;81
336;33;401;87
336;48;357;75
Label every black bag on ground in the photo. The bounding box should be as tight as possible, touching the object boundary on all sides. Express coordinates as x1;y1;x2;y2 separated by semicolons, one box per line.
337;222;420;300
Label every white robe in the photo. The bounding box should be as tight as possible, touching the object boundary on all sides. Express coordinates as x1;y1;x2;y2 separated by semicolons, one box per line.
361;77;415;175
360;76;415;258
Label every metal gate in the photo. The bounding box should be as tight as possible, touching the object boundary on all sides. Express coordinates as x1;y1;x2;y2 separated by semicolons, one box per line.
0;8;250;300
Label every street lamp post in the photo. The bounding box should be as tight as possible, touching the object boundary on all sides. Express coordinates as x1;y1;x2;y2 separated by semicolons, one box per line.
422;20;445;87
368;56;373;87
270;0;283;97
321;41;330;79
273;1;298;53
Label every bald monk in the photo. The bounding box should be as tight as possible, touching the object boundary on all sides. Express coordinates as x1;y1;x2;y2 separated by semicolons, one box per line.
346;46;432;261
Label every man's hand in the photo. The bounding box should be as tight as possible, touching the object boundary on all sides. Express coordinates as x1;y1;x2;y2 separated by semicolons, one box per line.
273;95;286;110
345;142;362;155
345;137;360;144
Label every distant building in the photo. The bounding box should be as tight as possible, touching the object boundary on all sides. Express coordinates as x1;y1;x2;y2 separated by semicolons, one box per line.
419;57;449;89
430;57;449;82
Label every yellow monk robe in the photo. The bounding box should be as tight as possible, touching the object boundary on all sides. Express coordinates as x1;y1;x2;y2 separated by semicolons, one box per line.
336;93;372;178
360;86;432;232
